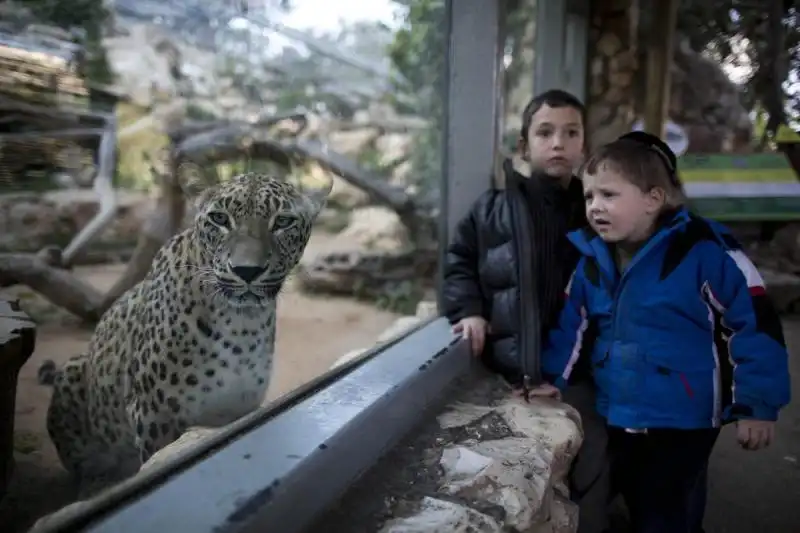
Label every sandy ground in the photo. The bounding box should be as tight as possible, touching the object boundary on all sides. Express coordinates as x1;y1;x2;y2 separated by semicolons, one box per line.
0;232;402;533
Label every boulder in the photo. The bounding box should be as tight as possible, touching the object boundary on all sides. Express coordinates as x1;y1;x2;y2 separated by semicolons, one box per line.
337;206;410;252
0;190;152;254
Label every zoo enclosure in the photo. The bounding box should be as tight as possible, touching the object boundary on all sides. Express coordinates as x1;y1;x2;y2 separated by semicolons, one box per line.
12;0;800;531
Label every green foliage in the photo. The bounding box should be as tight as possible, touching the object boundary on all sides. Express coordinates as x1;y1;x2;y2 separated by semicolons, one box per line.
386;1;533;195
374;280;425;315
387;0;445;112
185;104;219;121
387;0;446;197
677;1;800;131
350;277;424;315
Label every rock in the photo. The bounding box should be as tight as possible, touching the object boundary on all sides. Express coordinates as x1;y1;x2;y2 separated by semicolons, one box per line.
376;133;413;165
139;426;222;472
0;190;152;254
331;379;584;533
297;162;370;211
29;500;95;533
330;348;370;369
431;397;582;532
541;494;581;533
390;160;414;187
439;440;551;529
328;360;584;532
416;301;438;320
379;496;502;533
338;206;410;252
328;176;371;210
327;128;381;156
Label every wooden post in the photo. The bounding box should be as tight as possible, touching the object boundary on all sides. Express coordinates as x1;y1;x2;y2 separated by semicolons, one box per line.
0;299;36;503
641;0;680;137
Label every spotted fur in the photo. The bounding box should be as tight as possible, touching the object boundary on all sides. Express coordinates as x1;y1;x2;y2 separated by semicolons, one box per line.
41;173;330;496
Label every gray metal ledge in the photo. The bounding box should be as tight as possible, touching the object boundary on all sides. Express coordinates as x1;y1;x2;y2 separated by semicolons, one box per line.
39;317;474;533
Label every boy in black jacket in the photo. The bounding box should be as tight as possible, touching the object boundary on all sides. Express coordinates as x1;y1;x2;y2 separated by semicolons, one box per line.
442;89;609;533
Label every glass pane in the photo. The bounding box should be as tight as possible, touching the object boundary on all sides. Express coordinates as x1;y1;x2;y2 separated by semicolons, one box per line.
503;0;538;154
0;0;443;529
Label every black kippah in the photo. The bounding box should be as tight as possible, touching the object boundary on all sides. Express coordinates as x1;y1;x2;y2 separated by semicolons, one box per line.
618;131;677;176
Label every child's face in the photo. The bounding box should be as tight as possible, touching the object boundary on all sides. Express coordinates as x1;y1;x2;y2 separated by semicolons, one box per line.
583;165;664;245
523;104;584;179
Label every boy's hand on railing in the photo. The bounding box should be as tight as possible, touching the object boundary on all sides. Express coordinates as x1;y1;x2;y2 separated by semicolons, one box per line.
452;316;490;356
736;419;775;451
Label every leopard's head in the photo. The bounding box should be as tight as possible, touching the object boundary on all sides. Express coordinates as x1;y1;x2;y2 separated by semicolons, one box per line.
192;172;330;309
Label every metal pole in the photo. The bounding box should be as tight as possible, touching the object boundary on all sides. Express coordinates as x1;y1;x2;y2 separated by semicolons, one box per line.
438;0;505;310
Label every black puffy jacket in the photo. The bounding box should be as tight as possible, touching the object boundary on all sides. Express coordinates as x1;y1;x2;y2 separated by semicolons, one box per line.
442;159;587;386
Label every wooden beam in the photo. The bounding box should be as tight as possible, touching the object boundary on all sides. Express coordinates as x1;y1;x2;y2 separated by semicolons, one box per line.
642;0;680;138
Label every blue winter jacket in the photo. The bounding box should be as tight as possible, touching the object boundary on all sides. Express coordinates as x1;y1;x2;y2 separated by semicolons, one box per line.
542;208;791;430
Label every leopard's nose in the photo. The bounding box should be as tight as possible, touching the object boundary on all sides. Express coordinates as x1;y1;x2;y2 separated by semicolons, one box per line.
229;264;267;283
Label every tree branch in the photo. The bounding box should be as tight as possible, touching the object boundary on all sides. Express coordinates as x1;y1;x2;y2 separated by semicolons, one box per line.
0;253;104;322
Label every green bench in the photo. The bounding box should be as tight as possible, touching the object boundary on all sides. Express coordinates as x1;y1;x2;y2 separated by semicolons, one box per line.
680;153;800;221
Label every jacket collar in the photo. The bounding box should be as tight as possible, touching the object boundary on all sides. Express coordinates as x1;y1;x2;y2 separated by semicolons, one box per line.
568;207;691;276
501;157;583;200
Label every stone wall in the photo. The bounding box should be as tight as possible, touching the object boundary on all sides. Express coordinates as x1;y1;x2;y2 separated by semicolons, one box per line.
315;373;582;533
586;0;640;149
586;1;752;152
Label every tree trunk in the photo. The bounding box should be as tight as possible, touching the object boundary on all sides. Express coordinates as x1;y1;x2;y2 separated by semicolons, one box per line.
100;161;187;311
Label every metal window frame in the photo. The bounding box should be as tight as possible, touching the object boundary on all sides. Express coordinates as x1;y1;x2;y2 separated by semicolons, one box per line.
533;0;589;102
35;2;513;532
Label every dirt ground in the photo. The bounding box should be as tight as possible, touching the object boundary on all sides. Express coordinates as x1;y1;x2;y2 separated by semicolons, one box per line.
0;232;402;533
703;317;800;533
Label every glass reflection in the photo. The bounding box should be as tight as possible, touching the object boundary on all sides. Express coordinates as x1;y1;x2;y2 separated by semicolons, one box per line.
0;0;444;530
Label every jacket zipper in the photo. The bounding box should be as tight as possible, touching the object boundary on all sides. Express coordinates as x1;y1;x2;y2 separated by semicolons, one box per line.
602;227;681;424
507;176;540;394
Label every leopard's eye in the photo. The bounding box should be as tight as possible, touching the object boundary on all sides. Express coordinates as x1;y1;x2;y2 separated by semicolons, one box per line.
271;214;297;231
208;211;231;228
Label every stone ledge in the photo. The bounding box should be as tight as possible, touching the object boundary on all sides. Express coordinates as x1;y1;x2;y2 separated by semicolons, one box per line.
312;373;583;533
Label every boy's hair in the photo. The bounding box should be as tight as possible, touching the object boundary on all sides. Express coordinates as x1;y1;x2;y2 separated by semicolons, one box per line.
581;131;687;207
519;89;587;142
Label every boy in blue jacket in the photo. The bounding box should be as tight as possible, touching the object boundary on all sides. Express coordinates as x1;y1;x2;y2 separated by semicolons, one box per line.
532;132;791;533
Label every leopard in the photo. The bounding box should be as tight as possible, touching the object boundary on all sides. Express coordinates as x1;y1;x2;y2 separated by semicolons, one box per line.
38;172;331;497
